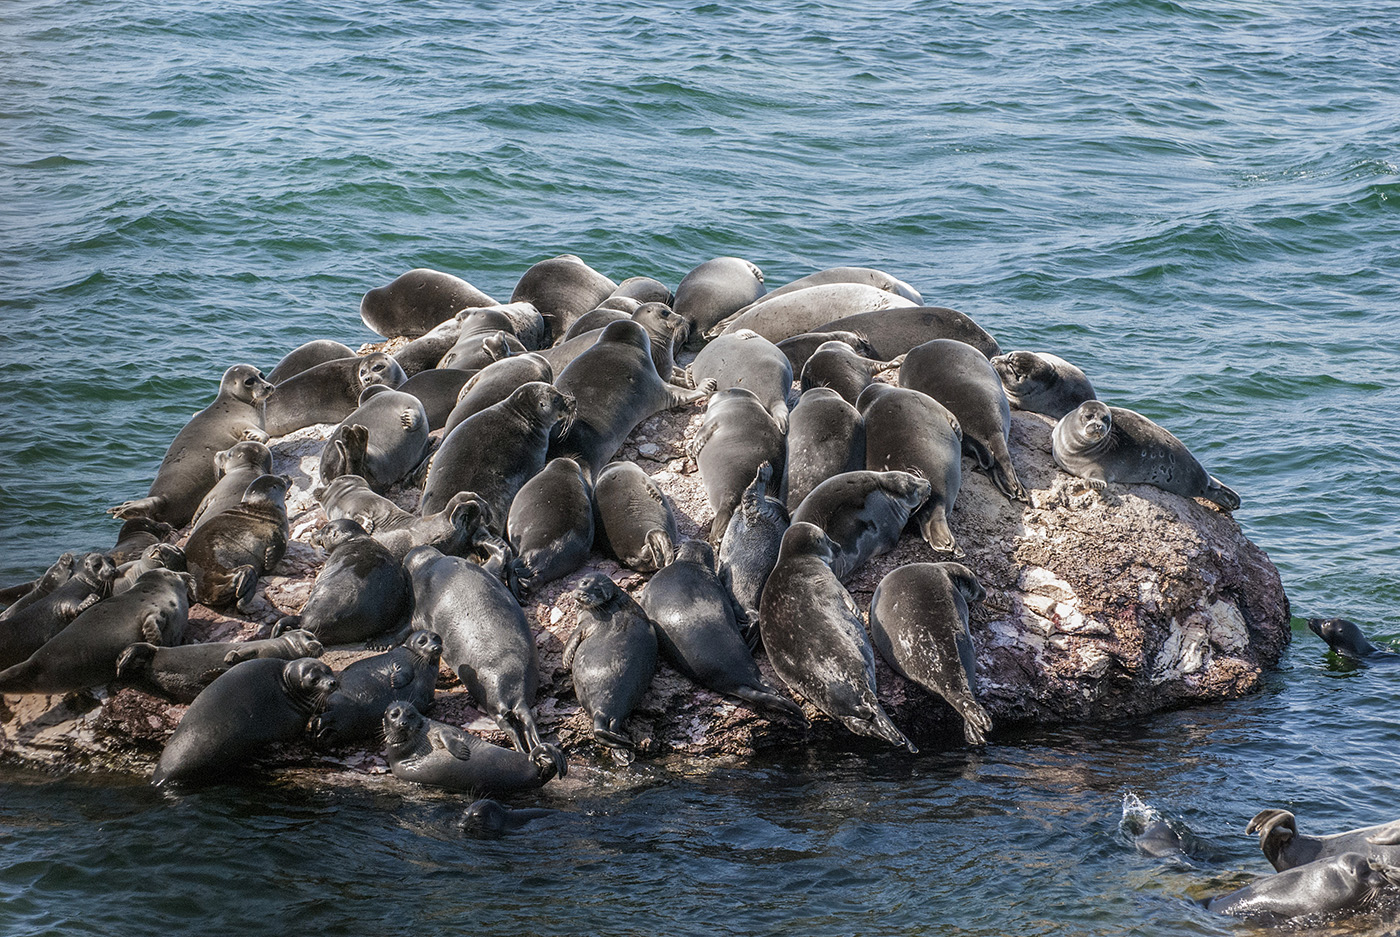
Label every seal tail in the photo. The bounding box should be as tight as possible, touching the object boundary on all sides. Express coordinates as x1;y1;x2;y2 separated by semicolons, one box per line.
730;684;809;724
840;709;918;754
1204;477;1240;511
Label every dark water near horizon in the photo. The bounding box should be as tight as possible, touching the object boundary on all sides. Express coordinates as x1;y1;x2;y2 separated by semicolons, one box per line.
2;0;1398;934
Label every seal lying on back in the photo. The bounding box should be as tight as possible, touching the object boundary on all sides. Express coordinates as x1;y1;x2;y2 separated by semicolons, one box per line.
717;463;789;634
152;657;338;787
672;256;765;348
790;470;931;581
111;364;273;528
506;457;594;600
360;268;496;339
318;385;431;493
1206;852;1400;922
690;388;786;542
563;574;659;750
0;552;117;669
1052;401;1240;510
687;329;793;431
868;562;992;745
991;350;1096;419
114;629;324;704
858;383;963;555
509;254;616;343
263;352;407;437
310;630;443;747
592;460;679;572
273;519;413;646
183;474;290;610
1247;809;1400;872
383;702;564;794
759;523;915;752
1306;618;1399;662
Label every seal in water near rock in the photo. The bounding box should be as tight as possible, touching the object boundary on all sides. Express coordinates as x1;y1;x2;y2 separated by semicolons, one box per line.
151;656;339;787
0;567;192;695
690;388;786;541
592;460;679;573
717;463;789;635
563;573;659;750
509;254;617;343
1206;852;1400;923
0;553;75;620
459;799;558;838
360;268;496;339
114;629;324;704
687;329;794;432
0;552;117;670
672;256;765;348
188;440;273;534
639;540;804;721
397;367;477;431
1246;809;1400;872
263;352;407;437
789;470;931;581
310;630;443;747
710;283;917;344
110;542;186;595
183;474;291;611
759;522;915;752
857;383;963;556
266;340;358;385
382;701;564;794
549;319;712;479
780;387;866;513
441;353;554;435
991;350;1096;420
419;380;576;526
867;562;992;745
799;340;892;406
1052;401;1240;510
273;519;413;646
110;364;273;528
318;385;431;493
900;338;1027;503
505;457;594;600
1306;618;1399;662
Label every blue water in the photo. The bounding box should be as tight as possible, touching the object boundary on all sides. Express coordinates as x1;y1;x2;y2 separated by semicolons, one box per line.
2;0;1399;933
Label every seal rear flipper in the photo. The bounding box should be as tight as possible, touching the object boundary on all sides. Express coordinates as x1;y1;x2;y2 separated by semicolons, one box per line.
116;642;158;678
840;709;917;754
109;496;165;521
1204;477;1240;511
591;716;635;750
916;506;963;557
645;528;675;569
529;742;567;780
731;684;807;723
990;456;1028;504
956;699;993;746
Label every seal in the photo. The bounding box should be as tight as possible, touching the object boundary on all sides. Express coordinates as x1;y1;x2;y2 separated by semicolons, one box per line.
562;306;631;340
563;573;659;749
188;440;273;534
687;329;793;431
540;302;690;386
0;552;117;669
780;387;866;512
114;628;324;703
509;254;617;343
672;256;766;347
710;283;917;343
396;367;478;431
1246;809;1400;872
382;701;564;793
405;546;560;770
393;316;468;377
1306;618;1399;662
182;474;291;611
800;340;892;405
505;457;594;600
438;308;528;370
109;517;175;565
900;338;1027;503
867;562;992;745
459;799;558;838
991;350;1096;419
263;352;407;437
609;275;673;306
310;629;443;746
639;540;804;720
110;542;186;595
759;522;915;751
360;267;497;339
441;353;554;435
0;567;193;695
800;307;1002;361
549;319;711;479
689;388;786;541
151;656;339;787
265;340;358;384
110;364;274;528
1206;852;1400;922
592;460;679;572
272;519;413;646
777;330;885;375
1052;401;1240;510
318;475;494;562
318;385;431;493
716;463;789;635
419;380;577;527
1;553;75;619
789;470;932;580
754;266;922;306
858;383;963;555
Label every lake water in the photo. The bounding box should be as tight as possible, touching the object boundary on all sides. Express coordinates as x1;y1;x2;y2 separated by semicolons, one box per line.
2;1;1398;934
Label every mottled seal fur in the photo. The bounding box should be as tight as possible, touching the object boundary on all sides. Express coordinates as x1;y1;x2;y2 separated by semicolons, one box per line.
360;268;496;339
789;470;931;581
563;574;659;749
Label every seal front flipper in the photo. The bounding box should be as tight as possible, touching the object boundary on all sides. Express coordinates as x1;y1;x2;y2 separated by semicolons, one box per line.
110;496;165;521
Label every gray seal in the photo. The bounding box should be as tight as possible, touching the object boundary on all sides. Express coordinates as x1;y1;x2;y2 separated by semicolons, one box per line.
183;474;291;611
263;352;407;437
609;275;673;306
505;457;594;600
717;463;788;635
991;350;1096;419
109;518;175;565
437;309;527;371
777;330;885;375
0;567;193;695
592;460;679;572
672;256;765;348
540;302;690;386
509;254;617;343
188;440;273;534
687;329;794;431
151;656;338;787
0;552;117;670
1052;401;1240;510
689;388;786;541
1206;852;1400;923
0;553;75;619
857;383;963;555
110;542;186;595
900;339;1027;503
114;629;324;703
868;562;992;745
441;353;554;435
803;307;1002;361
459;799;558;838
382;701;564;793
1306;617;1398;662
110;364;274;528
563;573;659;750
1247;809;1400;872
310;629;443;746
781;387;866;513
799;340;892;406
759;266;922;305
266;340;358;384
360;268;496;339
397;368;477;431
393;316;468;377
711;283;917;343
318;385;431;493
273;519;413;646
789;470;931;581
759;522;915;751
562;306;630;340
639;540;804;720
318;476;494;562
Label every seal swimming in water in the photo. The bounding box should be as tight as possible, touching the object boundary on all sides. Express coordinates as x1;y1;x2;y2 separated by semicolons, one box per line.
114;629;324;704
1052;401;1240;510
991;350;1096;419
360;267;497;339
1306;618;1399;662
263;352;407;437
273;519;413;646
789;470;931;581
1206;852;1400;923
1246;809;1400;872
459;799;558;838
592;460;679;572
110;364;273;528
690;387;786;542
310;629;443;747
183;474;291;610
382;702;564;794
759;522;915;752
563;573;659;750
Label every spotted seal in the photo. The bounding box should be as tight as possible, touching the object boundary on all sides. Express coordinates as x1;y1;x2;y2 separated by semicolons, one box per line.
263;352;407;437
789;470;931;581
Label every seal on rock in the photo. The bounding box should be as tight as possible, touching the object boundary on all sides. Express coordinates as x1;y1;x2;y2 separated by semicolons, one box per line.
263;352;407;437
310;630;443;746
266;340;358;385
592;460;679;572
777;330;885;374
318;476;494;562
687;328;794;431
781;387;866;513
1206;852;1400;922
273;519;413;646
441;353;554;435
540;302;690;386
1247;809;1400;872
672;256;765;348
318;385;431;493
397;367;478;431
110;542;186;595
188;440;273;534
800;340;892;405
183;474;291;610
804;306;1002;361
505;457;594;600
1306;618;1398;662
563;573;659;750
382;701;564;793
789;470;931;581
509;254;617;343
609;275;673;306
711;283;917;343
717;463;789;633
0;553;75;619
0;552;117;670
360;268;496;339
689;388;786;541
114;629;324;704
991;350;1096;419
109;518;175;565
756;266;922;306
